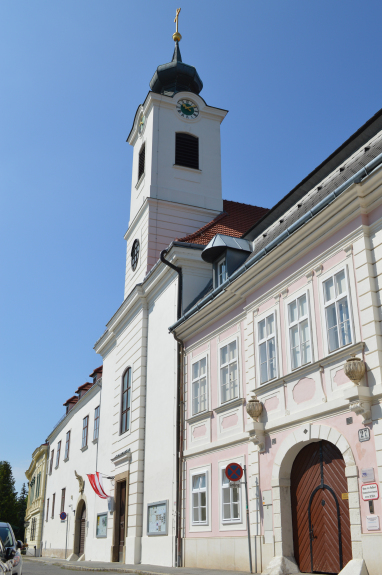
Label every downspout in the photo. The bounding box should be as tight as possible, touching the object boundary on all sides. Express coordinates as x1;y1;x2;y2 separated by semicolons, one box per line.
160;249;184;568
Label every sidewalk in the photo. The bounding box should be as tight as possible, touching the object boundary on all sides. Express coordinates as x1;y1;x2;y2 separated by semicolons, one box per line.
23;556;257;575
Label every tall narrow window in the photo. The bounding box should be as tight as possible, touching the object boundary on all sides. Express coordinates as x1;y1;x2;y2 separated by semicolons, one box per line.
94;406;100;441
52;493;55;519
220;340;238;403
192;473;207;524
31;517;36;540
82;416;89;448
288;294;311;369
30;480;35;503
138;143;145;181
258;313;277;383
175;133;199;169
36;472;41;498
61;488;66;514
216;257;227;287
221;468;241;523
64;431;70;460
121;368;132;434
192;358;207;415
49;450;54;475
323;269;352;352
46;499;49;521
55;441;61;468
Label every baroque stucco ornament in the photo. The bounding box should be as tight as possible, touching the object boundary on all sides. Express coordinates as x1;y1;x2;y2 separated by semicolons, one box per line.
75;470;85;494
344;354;365;385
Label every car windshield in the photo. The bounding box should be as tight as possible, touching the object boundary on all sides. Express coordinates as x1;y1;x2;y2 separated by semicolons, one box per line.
0;527;13;548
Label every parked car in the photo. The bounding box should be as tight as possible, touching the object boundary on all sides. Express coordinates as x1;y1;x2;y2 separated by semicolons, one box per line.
0;523;23;575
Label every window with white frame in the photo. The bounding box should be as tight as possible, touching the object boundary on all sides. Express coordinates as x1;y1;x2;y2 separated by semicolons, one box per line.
220;340;238;403
192;358;207;415
323;269;352;353
221;468;241;522
192;473;207;524
288;293;311;369
216;257;227;287
258;313;277;383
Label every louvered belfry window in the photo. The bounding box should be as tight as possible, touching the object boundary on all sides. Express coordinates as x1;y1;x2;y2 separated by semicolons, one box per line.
138;143;145;181
175;133;199;170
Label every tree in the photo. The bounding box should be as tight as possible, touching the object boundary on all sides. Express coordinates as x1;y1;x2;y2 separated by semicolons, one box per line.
0;462;18;529
15;483;28;541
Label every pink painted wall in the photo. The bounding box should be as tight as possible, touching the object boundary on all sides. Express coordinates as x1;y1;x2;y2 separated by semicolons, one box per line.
259;412;382;534
185;443;249;538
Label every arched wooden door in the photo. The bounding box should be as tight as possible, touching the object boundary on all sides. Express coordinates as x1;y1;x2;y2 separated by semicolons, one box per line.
79;503;86;556
291;440;352;574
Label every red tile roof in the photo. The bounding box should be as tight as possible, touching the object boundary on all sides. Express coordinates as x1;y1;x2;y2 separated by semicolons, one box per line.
176;200;269;246
75;382;93;394
63;396;79;407
89;365;103;378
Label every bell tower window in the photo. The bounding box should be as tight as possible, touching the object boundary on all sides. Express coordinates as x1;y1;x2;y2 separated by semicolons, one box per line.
138;143;145;182
175;133;199;170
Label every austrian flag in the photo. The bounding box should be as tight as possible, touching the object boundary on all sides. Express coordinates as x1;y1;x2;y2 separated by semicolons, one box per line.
87;472;108;499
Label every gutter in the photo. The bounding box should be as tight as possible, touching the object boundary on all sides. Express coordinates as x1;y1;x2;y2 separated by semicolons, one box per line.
160;249;184;567
170;151;382;333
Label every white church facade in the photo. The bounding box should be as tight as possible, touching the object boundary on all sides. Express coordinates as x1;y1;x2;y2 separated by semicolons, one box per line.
35;18;382;575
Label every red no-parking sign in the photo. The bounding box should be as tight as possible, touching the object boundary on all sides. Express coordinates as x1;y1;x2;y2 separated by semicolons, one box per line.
225;462;243;482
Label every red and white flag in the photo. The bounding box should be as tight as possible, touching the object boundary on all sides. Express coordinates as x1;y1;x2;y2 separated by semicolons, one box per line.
87;472;108;499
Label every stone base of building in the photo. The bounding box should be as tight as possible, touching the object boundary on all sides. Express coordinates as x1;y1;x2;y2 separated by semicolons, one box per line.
42;548;66;559
184;536;261;573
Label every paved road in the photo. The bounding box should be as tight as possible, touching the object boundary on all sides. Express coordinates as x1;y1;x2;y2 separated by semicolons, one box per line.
22;559;124;574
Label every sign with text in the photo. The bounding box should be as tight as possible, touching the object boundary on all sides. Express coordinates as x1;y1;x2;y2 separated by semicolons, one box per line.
147;500;168;536
366;515;380;531
361;483;379;501
358;428;370;442
361;468;375;483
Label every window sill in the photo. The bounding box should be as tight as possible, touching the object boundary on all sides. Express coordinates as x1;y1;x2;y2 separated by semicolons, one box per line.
214;397;245;414
80;445;88;452
173;164;201;174
92;437;98;444
54;465;59;470
186;410;213;425
63;457;69;463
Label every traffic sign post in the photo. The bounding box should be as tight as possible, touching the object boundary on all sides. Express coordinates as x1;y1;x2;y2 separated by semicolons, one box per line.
225;463;252;574
59;511;69;559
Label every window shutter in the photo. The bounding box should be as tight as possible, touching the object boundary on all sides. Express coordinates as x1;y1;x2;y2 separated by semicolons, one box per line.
175;133;199;169
138;144;145;181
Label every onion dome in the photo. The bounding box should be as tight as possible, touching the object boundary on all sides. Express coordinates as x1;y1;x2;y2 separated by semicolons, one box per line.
149;41;203;96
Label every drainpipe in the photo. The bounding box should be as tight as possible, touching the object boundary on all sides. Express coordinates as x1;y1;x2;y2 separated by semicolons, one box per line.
160;249;184;568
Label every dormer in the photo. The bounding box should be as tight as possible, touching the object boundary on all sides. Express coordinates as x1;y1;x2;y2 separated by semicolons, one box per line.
63;395;78;415
89;365;103;385
75;382;93;399
201;234;252;288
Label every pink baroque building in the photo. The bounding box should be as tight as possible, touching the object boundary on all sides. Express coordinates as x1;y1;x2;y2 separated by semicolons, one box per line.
171;108;382;575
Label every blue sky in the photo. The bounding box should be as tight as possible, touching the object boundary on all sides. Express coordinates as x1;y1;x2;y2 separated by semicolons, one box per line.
1;1;381;492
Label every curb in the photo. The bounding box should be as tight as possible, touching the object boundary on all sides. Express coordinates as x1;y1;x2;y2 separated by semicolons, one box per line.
23;558;181;574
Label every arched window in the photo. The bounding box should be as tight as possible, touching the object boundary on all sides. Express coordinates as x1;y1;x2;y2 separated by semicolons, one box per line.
175;133;199;170
138;143;145;182
121;368;132;434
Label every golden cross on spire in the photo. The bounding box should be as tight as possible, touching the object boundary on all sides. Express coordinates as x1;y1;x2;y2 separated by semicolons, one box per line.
173;8;182;42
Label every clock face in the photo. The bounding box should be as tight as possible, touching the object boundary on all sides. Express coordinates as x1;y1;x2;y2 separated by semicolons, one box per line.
176;99;199;119
138;113;146;135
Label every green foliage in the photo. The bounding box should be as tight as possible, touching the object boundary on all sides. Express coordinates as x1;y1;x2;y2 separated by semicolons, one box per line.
0;461;18;527
0;462;27;541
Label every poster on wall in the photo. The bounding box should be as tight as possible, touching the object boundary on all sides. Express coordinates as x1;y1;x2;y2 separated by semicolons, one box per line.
147;500;168;536
361;483;379;501
96;513;107;538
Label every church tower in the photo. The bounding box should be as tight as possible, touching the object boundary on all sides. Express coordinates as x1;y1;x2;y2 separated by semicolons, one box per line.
123;15;227;298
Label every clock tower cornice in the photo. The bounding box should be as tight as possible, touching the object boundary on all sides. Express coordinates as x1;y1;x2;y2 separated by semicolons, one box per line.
127;91;228;145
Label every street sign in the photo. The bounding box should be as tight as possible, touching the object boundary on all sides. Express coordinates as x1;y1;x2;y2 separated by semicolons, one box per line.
225;462;243;482
358;428;370;442
60;511;67;521
361;483;379;501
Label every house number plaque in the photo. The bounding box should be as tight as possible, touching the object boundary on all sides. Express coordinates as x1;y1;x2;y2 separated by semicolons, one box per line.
358;428;370;442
